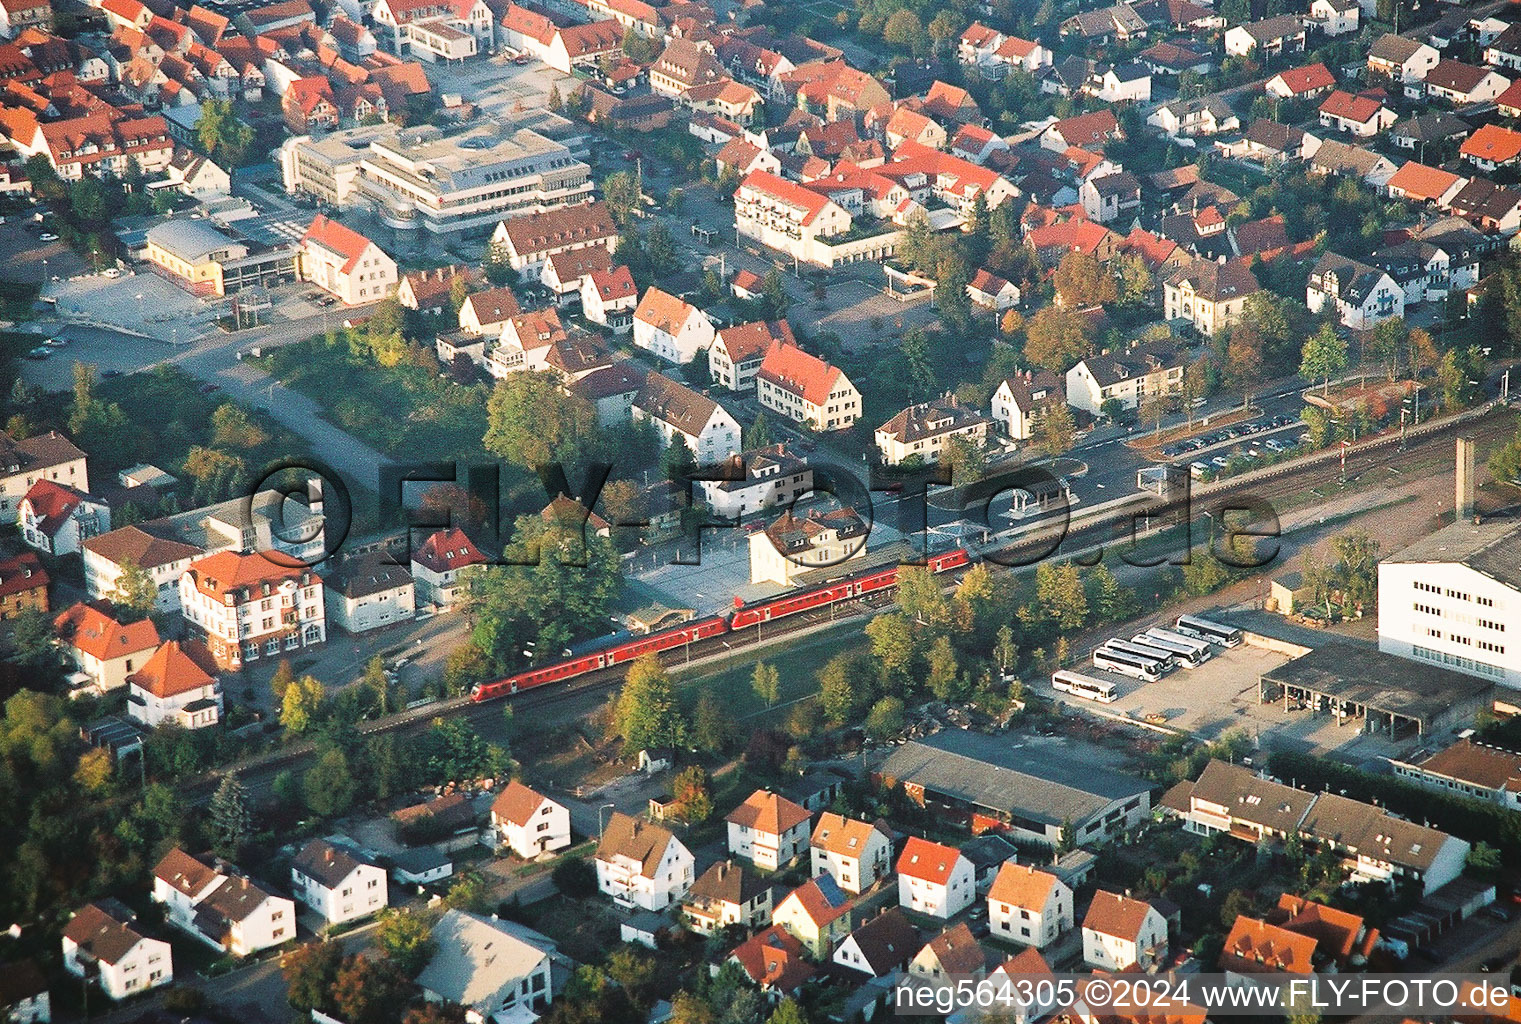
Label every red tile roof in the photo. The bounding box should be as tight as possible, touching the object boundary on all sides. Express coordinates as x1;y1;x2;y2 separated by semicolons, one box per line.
1083;890;1160;940
54;601;159;661
0;551;47;602
1219;915;1317;975
1270;62;1335;95
302;213;374;273
1319;89;1385;124
756;340;844;406
492;779;550;826
730;925;812;992
1388;160;1463;200
1462;123;1521;164
587;265;636;303
411;527;487;573
988;862;1060;910
182;550;313;603
21;478;89;537
127;640;217;698
726;789;812;834
779;876;851;927
896;836;964;885
739;168;836;226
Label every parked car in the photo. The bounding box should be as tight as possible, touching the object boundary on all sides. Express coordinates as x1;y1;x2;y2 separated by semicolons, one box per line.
1190;461;1209;479
25;346;50;359
45;336;68;347
102;267;121;278
101;368;123;378
198;383;221;394
1211;456;1230;469
38;232;58;242
1265;439;1288;453
1271;414;1292;426
1487;905;1513;923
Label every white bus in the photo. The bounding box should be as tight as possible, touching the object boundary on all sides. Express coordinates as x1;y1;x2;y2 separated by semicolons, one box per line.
1145;627;1213;661
1134;631;1210;669
1051;670;1118;703
1107;638;1177;674
1175;614;1243;648
1093;646;1163;682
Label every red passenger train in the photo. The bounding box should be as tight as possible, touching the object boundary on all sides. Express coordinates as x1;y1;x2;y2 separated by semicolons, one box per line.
468;547;972;702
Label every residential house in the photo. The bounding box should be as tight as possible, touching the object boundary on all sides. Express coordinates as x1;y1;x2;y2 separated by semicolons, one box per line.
1079;171;1141;224
1066;339;1186;417
126;640;222;730
1086;62;1151;103
1487;23;1521;71
1367;34;1440;97
1461;124;1521;172
61;900;171;1000
991;370;1064;441
733;169;855;268
1269;895;1379;968
594;812;694;910
164;147;229;198
179;551;325;670
398;264;473;316
897;837;975;919
322;552;415;634
1224;16;1306;59
0;551;47;621
1083;891;1168;970
1060;3;1148;43
416;910;558;1022
692;443;812;521
1426;60;1508;104
0;429;88;525
19;480;108;556
1231;119;1321;164
1163;258;1261;336
290;839;388;926
498;5;622;74
772;875;852;957
0;0;50;39
1308;0;1358;34
151;848;294;956
489;201;617;282
648;38;724;99
748;506;867;586
683;860;774;935
541;245;611;305
580;265;637;334
1138;41;1212;78
755;341;860;431
1041;110;1120;152
632;287;715;364
1389;112;1469;153
409;527;486;610
726;789;813;870
967;269;1020;312
875;397;991;466
1306;250;1404;329
834;908;917;978
1265;62;1336;100
909;922;987;983
1318;90;1395;137
988;863;1073;949
1309;140;1399;191
54;601;159;693
633;371;740;466
484;307;568;377
1390;737;1521;811
458;287;521;337
300;214;396;305
1385;161;1467;207
811;813;893;895
1219;915;1317;979
568;363;643;428
709;319;796;391
491;780;572;858
727;926;812;1001
950;950;1058;1024
1148;96;1239;137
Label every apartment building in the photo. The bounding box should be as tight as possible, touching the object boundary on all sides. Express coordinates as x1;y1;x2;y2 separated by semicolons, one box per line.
179;551;325;670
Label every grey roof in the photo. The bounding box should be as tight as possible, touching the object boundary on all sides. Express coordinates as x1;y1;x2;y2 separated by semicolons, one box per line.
1299;792;1459;872
417;910;553;1008
1185;759;1315;836
291;839;373;889
877;731;1152;828
393;846;453;875
1309;251;1392;304
1383;517;1521;587
327;551;412;600
1261;643;1494;725
145;218;245;264
1369;33;1425;64
1239;14;1304;41
1390;112;1469;143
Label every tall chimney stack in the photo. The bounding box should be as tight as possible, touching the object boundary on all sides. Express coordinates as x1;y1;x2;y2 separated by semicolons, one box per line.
1457;437;1476;521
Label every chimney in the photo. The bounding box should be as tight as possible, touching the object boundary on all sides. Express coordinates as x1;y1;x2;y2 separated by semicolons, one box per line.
1456;436;1476;520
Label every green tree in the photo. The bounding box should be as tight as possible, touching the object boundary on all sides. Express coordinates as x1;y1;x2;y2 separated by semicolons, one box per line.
284;940;343;1011
602;170;643;226
1039;399;1077;456
993;624;1019;678
110;559;158;619
1300;324;1347;395
1099;397;1126;424
1035;562;1088;629
751;661;780;706
662;433;697;482
865;696;906;742
865;612;918;687
196;98;255;165
208;774;250;859
614;654;687;752
211;403;270;450
304;747;357;817
552;858;598;897
374;908;436;977
270;658;296;703
882;8;923;50
484;371;598;468
767;1000;808;1024
691;690;733;752
1490;423;1521;485
1024;306;1091;372
330;955;411;1024
743;411;772;450
281;674;326;733
483;239;513;285
926;635;960;700
1053;251;1117;309
818;649;875;723
621;25;660;62
442;871;493;913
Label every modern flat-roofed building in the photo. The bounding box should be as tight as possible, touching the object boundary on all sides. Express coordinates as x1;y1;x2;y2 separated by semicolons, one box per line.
277;124;392;206
144;218;300;297
1391;737;1521;810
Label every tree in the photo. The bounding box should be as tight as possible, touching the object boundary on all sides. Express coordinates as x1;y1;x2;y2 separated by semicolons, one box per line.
1300;324;1347;395
927;10;964;51
270;658;296;703
897;566;949;627
1035;562;1087;629
1139;392;1171;436
1114;253;1154;306
208;775;250;858
882;9;923;50
1490;423;1521;485
330;955;411;1024
602;170;643;226
110;559;158;619
74;747;113;792
304;747;357;817
767;1000;807;1024
670;992;717;1024
375;908;435;976
1438;345;1486;410
1225;327;1263;404
1053;251;1117;309
552;857;597;897
484;371;598;468
284;941;343;1011
942;434;988;481
196;98;255;165
743;411;772;450
993;625;1019;678
751;662;780;706
1099;397;1126;424
442;871;493;914
1039;402;1077;456
614;654;687;752
691;690;733;752
662;433;697;483
818;649;875;723
281;674;326;733
621;25;660;63
865;696;906;742
865;613;918;686
926;635;960;700
1024;307;1091;372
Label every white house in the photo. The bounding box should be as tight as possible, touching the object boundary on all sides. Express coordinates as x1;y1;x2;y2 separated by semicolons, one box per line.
410;527;486;610
684;860;775;935
289;839;388;927
875;398;991;466
833;908;918;978
595;812;694;911
126;640;223;730
967;269;1020;311
0;961;49;1024
151;848;294;957
62;900;172;1001
323;553;415;634
896;837;975;920
491;780;572;859
811;813;894;895
632;287;715;364
54;601;161;694
709;319;795;392
18;480;109;556
83;526;202;615
1318;90;1396;137
909;922;988;983
179;551;325;671
1306;251;1404;330
1148;96;1239;137
734;169;856;268
755;342;861;431
300;214;396;306
1086;62;1151;103
1308;0;1358;35
633;371;741;466
749;506;867;586
489;201;618;282
417;910;558;1023
726;789;812;870
0;429;89;526
1223;16;1306;58
991;370;1064;442
987;863;1072;949
580;266;638;334
1082;891;1168;971
693;444;813;521
1078;171;1141;224
1368;35;1440;97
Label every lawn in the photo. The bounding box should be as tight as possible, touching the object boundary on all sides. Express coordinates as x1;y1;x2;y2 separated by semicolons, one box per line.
672;621;862;724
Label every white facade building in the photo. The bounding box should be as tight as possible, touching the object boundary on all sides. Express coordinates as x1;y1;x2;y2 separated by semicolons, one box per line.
62;901;172;1001
594;813;694;911
152;849;294;957
290;840;388;927
987;863;1073;949
491;780;572;858
810;813;893;895
896;837;975;919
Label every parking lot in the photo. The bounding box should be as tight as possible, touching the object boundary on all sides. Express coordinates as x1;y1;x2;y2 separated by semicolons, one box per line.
1041;631;1421;759
0;217;87;285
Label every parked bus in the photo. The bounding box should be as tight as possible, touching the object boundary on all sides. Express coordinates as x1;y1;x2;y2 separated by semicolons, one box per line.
1174;614;1243;648
1093;646;1163;682
1107;638;1177;674
1134;631;1210;669
1051;670;1118;703
1144;627;1213;661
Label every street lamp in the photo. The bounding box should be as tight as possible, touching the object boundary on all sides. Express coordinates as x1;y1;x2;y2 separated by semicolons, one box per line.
598;802;616;837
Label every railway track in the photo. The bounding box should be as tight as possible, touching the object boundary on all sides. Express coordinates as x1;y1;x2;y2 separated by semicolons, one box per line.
189;406;1514;802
